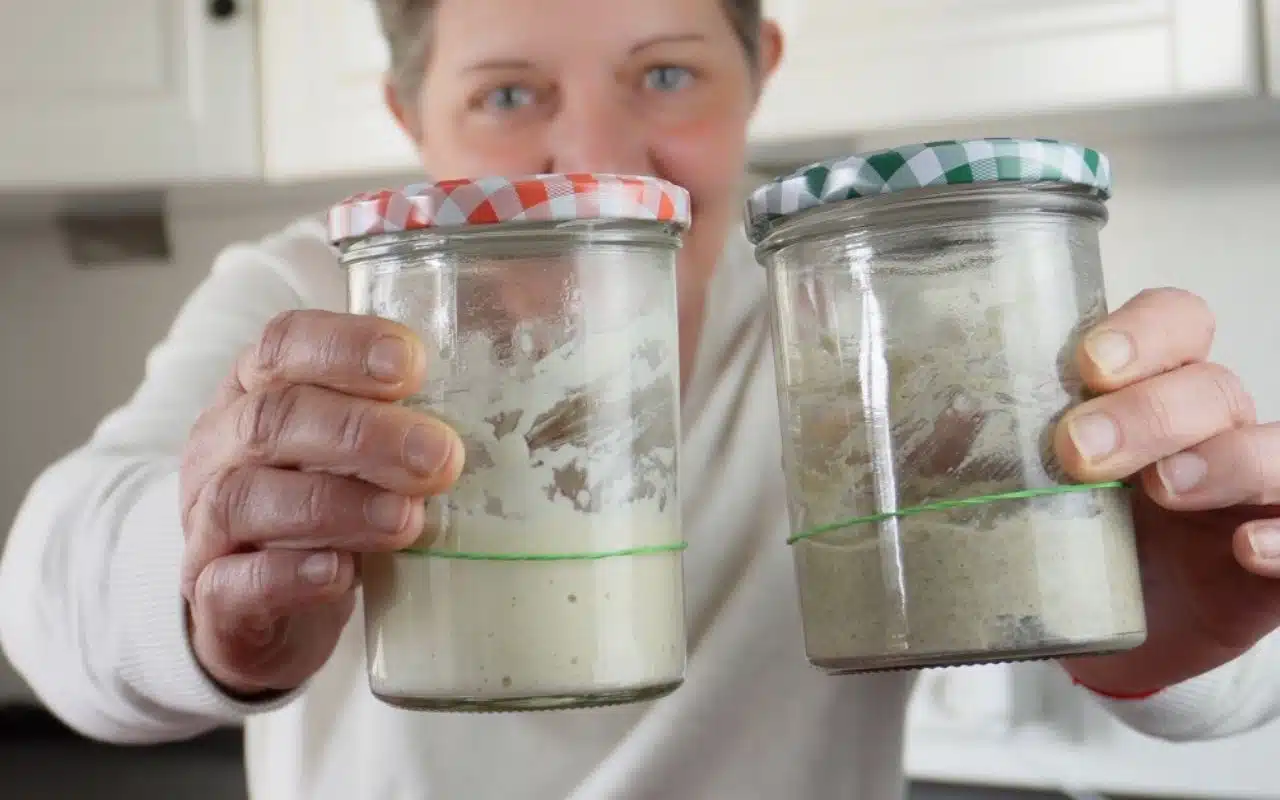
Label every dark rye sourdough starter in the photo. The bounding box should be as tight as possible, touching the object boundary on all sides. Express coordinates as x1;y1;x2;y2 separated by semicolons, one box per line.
780;247;1146;672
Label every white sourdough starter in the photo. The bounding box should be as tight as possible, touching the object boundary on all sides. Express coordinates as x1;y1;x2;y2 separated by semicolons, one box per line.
362;300;686;709
778;227;1147;671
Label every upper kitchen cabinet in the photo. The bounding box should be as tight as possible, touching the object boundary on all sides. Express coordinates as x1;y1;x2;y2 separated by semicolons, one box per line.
0;0;260;190
753;0;1264;146
1266;0;1280;96
259;0;419;183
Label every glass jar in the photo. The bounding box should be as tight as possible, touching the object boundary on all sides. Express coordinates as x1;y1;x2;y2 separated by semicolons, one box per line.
328;174;690;711
745;139;1148;673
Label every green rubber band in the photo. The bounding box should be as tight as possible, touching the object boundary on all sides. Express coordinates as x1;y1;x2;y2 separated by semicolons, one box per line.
787;481;1128;545
397;542;689;562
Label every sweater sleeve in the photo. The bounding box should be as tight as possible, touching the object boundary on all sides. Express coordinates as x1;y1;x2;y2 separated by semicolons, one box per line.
1082;630;1280;742
0;219;342;745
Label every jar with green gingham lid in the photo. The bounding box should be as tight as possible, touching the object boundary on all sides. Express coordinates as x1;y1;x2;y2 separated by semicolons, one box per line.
745;138;1147;673
329;173;690;712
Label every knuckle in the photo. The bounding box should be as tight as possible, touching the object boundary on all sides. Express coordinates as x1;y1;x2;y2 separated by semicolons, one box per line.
1183;288;1213;318
179;555;204;604
1149;285;1189;302
1178;290;1216;342
1201;363;1255;426
1136;386;1178;444
187;403;220;444
1239;432;1273;504
1130;286;1186;319
1132;286;1172;304
1131;287;1214;348
207;467;254;545
238;385;306;460
335;400;379;454
237;392;274;458
243;554;277;600
181;470;249;596
1135;285;1197;310
180;409;222;483
329;313;376;351
178;446;206;524
323;314;392;372
300;475;332;529
194;560;227;609
255;311;303;375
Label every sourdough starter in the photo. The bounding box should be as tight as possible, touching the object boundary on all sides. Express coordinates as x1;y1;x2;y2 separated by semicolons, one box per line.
362;303;686;710
779;231;1147;672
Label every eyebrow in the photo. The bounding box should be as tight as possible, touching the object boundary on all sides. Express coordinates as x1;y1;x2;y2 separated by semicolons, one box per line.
462;59;537;74
460;33;708;74
630;33;707;54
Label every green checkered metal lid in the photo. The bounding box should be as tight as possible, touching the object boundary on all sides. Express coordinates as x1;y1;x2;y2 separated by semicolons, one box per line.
744;138;1112;243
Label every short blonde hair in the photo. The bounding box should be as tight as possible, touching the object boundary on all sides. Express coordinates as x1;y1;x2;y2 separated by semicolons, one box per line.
373;0;763;108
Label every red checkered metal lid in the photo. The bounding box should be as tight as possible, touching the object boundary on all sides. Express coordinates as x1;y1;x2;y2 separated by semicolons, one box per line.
327;173;691;243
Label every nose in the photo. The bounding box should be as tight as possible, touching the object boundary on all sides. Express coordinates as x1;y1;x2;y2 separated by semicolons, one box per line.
547;88;654;177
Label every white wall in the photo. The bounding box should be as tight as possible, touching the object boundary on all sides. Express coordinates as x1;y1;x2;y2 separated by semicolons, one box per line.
0;174;416;702
1091;128;1280;421
0;129;1278;705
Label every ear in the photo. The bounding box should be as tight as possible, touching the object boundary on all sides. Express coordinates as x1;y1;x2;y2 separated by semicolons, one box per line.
384;78;423;145
757;19;784;87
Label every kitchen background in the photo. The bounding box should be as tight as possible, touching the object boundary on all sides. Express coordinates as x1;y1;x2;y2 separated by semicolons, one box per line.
3;1;1280;798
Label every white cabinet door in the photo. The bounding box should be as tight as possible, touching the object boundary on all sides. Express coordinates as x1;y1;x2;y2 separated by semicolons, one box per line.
753;0;1262;144
0;0;259;189
260;0;420;183
1265;0;1280;96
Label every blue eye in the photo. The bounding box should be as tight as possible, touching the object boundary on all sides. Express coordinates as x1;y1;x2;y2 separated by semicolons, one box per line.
644;66;694;92
484;85;535;112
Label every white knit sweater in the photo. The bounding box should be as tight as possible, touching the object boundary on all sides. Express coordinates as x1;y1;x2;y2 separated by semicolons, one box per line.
1;217;1277;799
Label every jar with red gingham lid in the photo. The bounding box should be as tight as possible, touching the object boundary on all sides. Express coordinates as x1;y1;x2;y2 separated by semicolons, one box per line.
329;173;691;712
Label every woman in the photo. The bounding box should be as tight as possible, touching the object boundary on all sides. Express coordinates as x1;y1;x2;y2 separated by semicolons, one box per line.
2;0;1279;797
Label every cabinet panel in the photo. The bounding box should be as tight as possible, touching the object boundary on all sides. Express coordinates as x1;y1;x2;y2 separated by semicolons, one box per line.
260;0;420;183
0;0;259;189
1266;0;1280;97
0;5;168;93
753;0;1260;145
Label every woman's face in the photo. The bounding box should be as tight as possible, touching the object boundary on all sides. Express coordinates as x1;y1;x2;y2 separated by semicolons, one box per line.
387;0;781;381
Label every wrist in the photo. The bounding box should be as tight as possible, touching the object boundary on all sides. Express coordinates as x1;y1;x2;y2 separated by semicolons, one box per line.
1059;657;1171;701
1069;674;1167;701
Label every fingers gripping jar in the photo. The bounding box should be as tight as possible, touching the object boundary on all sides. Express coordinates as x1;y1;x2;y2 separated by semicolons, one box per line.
329;174;690;711
745;139;1148;673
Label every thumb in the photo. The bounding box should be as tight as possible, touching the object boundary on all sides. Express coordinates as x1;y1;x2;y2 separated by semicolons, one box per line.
189;550;356;696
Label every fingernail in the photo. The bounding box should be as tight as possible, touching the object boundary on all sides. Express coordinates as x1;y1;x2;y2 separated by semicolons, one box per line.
1248;525;1280;561
1084;330;1135;376
366;492;409;534
365;336;412;383
405;424;454;476
1068;412;1119;463
299;552;339;585
1157;452;1208;496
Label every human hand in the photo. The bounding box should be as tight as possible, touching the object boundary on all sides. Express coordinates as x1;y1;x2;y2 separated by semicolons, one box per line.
1051;288;1280;696
179;310;464;696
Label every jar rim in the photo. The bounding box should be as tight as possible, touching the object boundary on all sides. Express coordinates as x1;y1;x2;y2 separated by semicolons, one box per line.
337;218;684;268
749;181;1109;259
